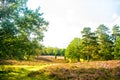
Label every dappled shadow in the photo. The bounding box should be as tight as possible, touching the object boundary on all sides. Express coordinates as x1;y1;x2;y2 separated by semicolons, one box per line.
0;67;28;80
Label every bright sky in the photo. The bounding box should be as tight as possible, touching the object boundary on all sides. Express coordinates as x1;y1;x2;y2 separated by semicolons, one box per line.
27;0;120;48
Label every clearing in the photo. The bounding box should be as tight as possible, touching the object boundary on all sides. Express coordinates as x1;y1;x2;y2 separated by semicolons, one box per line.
0;56;120;80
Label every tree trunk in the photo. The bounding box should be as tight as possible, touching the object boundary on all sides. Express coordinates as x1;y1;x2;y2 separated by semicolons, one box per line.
55;55;57;59
77;57;80;62
87;55;90;62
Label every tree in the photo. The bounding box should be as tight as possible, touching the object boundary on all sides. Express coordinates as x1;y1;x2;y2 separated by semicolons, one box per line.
81;27;98;61
0;0;48;60
45;47;53;55
59;48;65;56
65;38;82;62
112;25;120;42
95;24;113;60
113;37;120;59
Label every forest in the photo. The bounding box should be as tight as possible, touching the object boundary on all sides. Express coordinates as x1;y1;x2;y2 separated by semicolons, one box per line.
0;0;120;80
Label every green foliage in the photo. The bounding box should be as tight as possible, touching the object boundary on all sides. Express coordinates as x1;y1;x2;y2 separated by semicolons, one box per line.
112;25;120;42
95;24;114;60
114;37;120;59
66;24;120;61
0;0;48;60
65;38;82;62
42;47;65;59
81;27;98;61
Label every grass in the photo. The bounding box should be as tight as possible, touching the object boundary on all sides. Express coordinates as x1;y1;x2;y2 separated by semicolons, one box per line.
0;56;120;80
0;64;53;80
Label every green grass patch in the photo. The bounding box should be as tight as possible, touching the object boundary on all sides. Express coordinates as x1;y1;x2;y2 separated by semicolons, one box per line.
0;64;52;80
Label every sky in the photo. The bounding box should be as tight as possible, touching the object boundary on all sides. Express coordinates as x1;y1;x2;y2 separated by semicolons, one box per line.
27;0;120;48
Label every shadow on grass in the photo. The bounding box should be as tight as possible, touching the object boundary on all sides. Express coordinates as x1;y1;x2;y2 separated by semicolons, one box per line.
0;67;30;80
28;67;120;80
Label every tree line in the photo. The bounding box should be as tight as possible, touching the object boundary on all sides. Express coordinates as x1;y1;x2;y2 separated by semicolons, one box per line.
41;47;65;59
65;24;120;62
